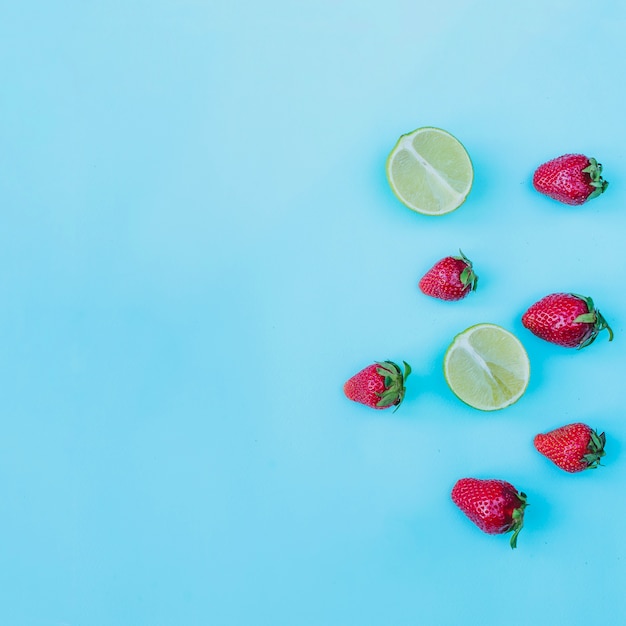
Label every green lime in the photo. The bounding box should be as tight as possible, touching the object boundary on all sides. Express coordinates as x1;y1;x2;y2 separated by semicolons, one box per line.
443;324;530;411
386;126;473;215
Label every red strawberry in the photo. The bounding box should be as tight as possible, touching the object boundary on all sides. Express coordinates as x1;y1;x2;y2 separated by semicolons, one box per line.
343;360;411;411
533;154;608;205
451;478;527;549
521;292;613;349
418;250;478;301
534;423;606;473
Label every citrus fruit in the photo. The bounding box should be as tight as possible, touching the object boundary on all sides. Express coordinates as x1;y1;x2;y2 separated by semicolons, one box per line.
443;323;530;411
386;126;473;215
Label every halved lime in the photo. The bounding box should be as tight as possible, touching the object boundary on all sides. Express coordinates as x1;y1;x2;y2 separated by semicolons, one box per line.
386;127;473;215
443;324;530;411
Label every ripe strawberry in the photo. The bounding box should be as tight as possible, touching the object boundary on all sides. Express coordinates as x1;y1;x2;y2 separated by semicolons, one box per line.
533;154;608;205
418;250;478;301
534;423;606;473
451;478;527;549
521;292;613;349
343;360;411;411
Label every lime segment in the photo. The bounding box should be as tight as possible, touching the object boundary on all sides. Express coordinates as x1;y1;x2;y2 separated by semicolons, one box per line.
386;127;473;215
443;324;530;411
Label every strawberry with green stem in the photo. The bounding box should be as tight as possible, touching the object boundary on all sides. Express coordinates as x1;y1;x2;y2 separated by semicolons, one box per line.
533;154;608;205
522;292;613;349
343;360;411;411
418;250;478;301
534;423;606;473
451;478;527;549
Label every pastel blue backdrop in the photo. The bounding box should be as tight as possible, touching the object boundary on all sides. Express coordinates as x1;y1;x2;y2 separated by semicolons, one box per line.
2;1;625;625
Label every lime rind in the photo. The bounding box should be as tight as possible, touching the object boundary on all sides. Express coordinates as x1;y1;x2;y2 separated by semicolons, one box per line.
443;323;530;411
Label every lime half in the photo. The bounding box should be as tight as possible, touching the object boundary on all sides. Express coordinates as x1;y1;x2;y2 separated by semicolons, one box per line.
444;324;530;411
386;127;473;215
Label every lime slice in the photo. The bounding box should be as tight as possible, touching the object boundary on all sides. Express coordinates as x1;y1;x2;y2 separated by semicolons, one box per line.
386;127;473;215
443;324;530;411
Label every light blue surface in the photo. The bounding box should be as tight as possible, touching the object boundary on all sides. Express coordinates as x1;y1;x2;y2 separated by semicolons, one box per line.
2;1;626;625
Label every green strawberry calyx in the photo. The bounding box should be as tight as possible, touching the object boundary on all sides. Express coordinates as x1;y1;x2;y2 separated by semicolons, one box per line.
456;249;478;293
582;157;609;200
583;429;607;470
375;360;412;412
571;293;614;349
508;491;528;550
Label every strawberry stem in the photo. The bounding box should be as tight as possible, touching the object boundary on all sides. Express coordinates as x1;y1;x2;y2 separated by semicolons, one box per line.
595;309;614;342
457;249;478;292
582;158;609;199
583;429;606;469
375;360;412;412
508;492;527;549
571;294;614;349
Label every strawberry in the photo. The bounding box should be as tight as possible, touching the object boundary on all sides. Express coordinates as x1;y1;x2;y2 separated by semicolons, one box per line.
521;292;613;349
534;423;606;473
533;154;608;205
418;250;478;301
451;478;527;549
343;360;411;411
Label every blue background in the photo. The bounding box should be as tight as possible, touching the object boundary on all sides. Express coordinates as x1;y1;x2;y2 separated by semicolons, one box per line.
2;1;626;625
